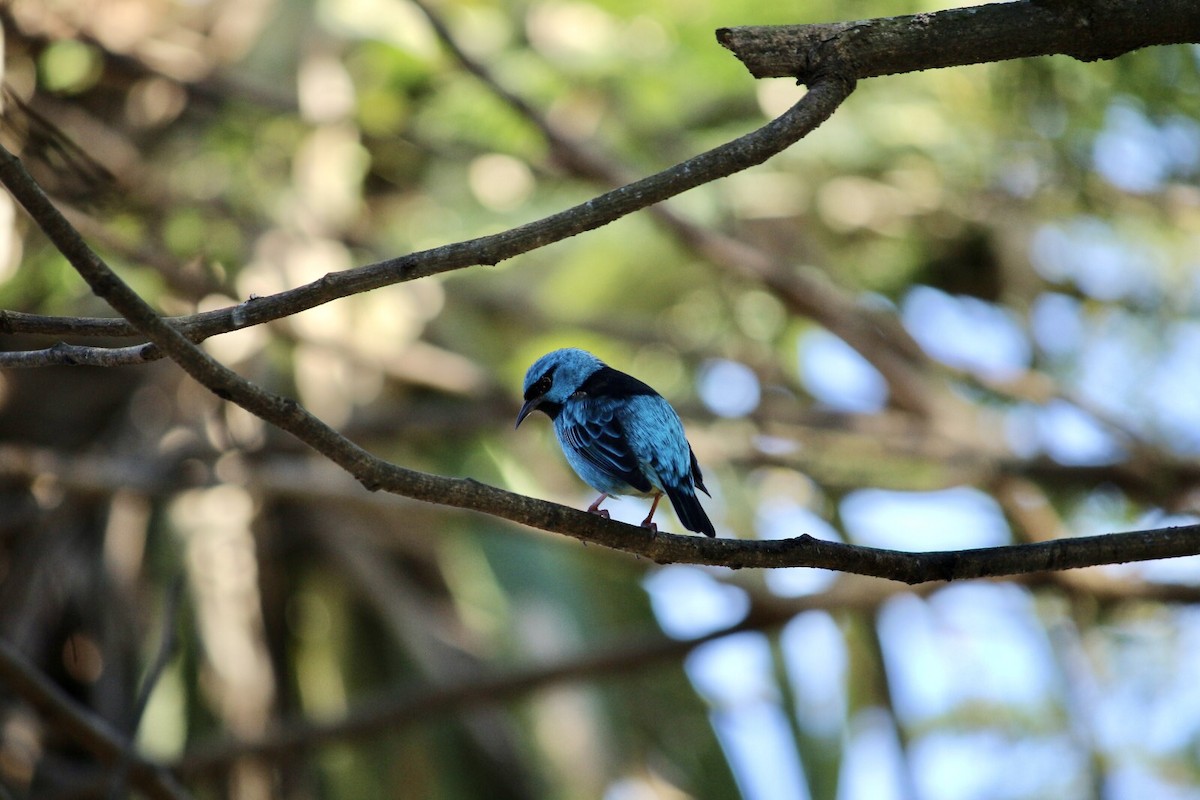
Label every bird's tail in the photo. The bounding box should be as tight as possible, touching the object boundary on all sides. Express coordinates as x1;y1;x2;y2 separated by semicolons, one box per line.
665;485;716;537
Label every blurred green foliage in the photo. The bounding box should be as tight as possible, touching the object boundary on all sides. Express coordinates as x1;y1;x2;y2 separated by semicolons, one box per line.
2;0;1200;798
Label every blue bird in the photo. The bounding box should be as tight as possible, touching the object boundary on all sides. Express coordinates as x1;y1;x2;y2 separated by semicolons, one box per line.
515;348;716;537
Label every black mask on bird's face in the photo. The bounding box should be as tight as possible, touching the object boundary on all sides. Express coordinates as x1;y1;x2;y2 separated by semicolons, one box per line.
515;366;557;427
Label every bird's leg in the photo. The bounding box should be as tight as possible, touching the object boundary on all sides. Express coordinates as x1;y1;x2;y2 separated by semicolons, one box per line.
587;494;611;519
640;493;663;532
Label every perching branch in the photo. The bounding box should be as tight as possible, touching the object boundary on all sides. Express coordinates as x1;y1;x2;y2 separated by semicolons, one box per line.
717;0;1200;82
4;130;1200;582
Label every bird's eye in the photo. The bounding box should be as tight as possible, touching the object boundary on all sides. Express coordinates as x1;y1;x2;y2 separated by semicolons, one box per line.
525;372;554;400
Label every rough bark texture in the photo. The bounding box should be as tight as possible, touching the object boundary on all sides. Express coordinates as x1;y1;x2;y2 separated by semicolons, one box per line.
717;0;1200;82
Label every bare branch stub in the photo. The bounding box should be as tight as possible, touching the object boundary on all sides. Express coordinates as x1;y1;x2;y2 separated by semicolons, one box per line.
716;0;1200;83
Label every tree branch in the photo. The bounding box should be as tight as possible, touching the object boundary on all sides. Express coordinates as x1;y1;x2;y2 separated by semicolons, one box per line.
717;0;1200;82
0;78;852;367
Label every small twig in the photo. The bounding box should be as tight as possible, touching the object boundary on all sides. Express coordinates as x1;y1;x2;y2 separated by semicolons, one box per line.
0;309;148;336
0;340;161;367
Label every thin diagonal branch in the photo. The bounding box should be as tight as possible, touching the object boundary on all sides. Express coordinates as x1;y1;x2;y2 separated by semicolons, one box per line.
0;78;854;368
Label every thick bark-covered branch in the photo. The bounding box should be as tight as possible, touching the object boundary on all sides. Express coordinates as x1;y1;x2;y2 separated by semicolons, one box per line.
717;0;1200;82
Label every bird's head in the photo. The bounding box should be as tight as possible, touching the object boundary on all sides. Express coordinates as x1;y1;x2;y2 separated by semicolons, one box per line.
515;348;605;428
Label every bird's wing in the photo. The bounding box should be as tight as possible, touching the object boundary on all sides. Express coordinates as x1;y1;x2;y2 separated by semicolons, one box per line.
688;446;710;497
614;395;695;486
559;401;653;494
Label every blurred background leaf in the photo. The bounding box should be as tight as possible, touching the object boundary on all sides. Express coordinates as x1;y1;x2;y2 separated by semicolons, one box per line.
1;1;1200;798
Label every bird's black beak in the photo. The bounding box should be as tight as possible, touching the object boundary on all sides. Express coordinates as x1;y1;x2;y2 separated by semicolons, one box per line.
515;397;541;429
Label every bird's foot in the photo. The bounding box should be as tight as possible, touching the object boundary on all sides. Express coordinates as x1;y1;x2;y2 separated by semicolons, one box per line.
587;494;610;518
639;493;662;532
